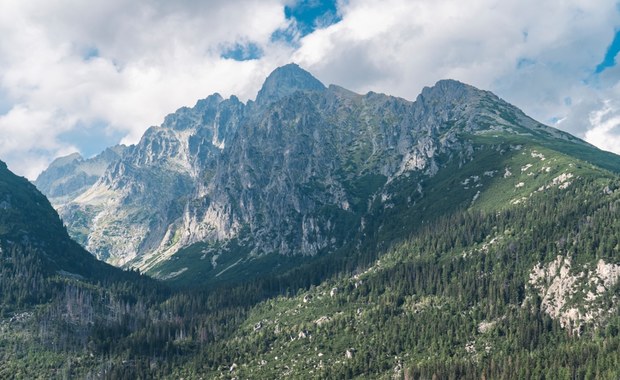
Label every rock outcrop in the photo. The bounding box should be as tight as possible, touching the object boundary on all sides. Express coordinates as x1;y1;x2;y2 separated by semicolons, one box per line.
529;255;620;333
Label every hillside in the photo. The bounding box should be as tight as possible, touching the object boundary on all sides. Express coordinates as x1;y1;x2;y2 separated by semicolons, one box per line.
0;160;168;377
0;159;115;280
180;177;620;379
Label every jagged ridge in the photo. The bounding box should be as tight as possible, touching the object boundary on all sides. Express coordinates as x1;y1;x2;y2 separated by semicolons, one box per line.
35;64;620;283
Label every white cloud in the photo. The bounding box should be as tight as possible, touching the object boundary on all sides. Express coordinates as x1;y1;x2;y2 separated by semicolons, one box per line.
0;105;79;178
295;0;618;102
1;0;620;179
585;95;620;154
0;0;290;178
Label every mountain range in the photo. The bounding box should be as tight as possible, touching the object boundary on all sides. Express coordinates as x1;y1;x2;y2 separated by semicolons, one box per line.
0;63;616;378
34;64;620;287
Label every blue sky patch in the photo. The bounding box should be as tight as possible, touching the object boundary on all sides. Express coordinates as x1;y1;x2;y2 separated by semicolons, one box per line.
221;42;262;61
272;0;342;44
82;47;100;61
270;27;298;45
0;89;12;115
595;30;620;73
286;0;341;37
516;58;535;69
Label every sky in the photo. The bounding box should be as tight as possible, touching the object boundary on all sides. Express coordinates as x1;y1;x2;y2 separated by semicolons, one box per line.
1;0;620;179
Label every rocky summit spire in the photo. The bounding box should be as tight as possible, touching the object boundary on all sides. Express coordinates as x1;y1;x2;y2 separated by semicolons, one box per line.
255;63;326;106
418;79;480;104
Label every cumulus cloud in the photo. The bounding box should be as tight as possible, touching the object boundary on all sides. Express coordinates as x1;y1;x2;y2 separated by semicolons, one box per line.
585;100;620;153
0;105;79;177
0;0;620;178
295;0;618;109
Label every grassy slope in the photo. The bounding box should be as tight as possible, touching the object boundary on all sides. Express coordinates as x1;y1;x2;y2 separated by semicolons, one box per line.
147;238;311;288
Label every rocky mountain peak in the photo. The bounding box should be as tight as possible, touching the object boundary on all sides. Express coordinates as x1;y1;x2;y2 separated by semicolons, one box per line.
34;146;127;205
48;152;83;169
38;64;620;284
161;93;224;131
418;79;482;103
255;63;326;106
195;93;224;109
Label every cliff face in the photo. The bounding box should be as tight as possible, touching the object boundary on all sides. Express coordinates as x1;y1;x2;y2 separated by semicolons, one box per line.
39;64;614;278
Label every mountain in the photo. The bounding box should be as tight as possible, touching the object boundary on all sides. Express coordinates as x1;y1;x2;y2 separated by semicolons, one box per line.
34;144;127;206
255;62;326;105
38;64;620;287
7;65;620;378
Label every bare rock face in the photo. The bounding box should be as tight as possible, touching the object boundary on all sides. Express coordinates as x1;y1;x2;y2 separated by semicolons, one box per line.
529;255;620;333
37;64;594;275
255;63;326;106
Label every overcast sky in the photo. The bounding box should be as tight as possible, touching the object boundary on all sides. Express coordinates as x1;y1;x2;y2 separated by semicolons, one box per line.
1;0;620;179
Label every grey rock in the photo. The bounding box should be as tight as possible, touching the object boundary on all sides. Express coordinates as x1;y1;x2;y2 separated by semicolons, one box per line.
34;145;127;206
255;63;326;106
40;64;595;276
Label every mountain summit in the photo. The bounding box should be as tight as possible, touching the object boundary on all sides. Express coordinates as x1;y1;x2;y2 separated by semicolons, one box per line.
36;64;620;285
255;63;326;106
